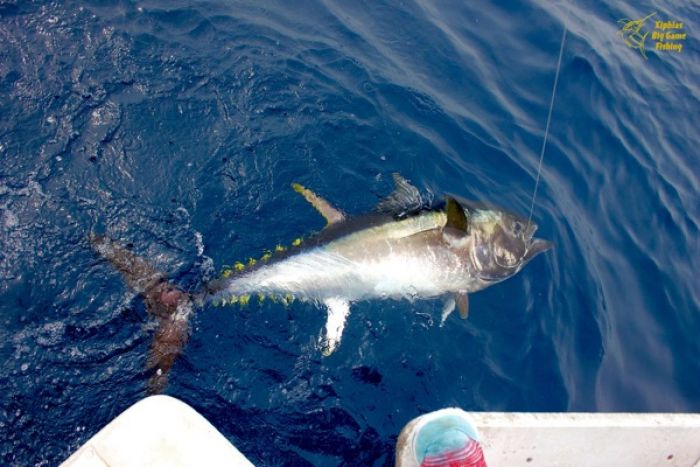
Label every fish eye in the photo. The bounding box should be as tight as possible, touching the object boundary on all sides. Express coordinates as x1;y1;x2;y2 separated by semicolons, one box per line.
513;221;523;235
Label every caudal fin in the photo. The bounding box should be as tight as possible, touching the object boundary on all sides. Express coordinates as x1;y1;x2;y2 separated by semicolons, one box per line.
90;233;192;393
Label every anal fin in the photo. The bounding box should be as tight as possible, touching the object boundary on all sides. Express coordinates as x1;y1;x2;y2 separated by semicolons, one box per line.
319;297;351;356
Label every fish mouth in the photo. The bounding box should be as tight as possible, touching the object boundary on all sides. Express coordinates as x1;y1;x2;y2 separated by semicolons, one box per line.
523;238;553;263
478;273;504;283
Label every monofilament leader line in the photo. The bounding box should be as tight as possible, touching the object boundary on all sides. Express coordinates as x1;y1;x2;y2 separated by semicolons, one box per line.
527;24;567;228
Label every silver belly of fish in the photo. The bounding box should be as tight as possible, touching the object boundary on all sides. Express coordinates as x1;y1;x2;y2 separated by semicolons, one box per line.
222;243;472;303
211;211;475;355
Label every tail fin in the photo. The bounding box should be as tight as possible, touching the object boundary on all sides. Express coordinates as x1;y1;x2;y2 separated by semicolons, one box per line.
90;234;191;393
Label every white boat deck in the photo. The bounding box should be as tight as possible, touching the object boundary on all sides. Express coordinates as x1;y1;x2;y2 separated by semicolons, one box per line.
62;396;700;466
61;395;253;467
468;411;700;467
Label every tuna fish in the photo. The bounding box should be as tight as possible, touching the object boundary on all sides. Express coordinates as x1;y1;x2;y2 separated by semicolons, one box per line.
91;174;551;392
204;174;552;355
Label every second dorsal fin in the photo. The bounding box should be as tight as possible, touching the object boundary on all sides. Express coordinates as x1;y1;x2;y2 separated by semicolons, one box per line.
375;173;425;215
292;183;345;225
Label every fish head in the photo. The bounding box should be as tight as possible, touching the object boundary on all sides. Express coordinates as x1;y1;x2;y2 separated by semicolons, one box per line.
466;207;552;283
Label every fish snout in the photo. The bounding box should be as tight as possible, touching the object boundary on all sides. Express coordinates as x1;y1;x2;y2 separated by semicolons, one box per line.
523;238;553;263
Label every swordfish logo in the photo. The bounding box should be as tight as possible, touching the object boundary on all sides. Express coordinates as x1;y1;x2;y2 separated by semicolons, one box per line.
617;11;688;59
617;12;656;59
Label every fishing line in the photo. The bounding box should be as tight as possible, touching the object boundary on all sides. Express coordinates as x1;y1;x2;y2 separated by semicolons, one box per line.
527;24;567;228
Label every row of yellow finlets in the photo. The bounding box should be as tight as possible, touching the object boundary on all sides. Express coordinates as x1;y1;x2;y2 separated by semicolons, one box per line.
213;237;305;307
211;292;297;307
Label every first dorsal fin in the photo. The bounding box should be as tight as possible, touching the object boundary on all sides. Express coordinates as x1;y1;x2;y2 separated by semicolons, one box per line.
292;183;345;225
375;173;425;215
445;197;469;233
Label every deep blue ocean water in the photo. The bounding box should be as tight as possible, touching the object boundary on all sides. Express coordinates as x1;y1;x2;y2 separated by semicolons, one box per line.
1;1;698;465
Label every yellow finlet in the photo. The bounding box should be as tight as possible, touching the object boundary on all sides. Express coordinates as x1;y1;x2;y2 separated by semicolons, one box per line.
239;294;250;306
292;238;302;247
234;262;245;272
275;244;287;252
282;293;295;306
261;251;272;262
247;258;257;267
258;293;266;303
221;269;232;278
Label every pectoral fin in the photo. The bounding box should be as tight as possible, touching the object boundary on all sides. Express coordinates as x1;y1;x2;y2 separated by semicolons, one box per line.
440;296;456;326
442;197;471;247
445;197;469;233
319;297;351;356
456;294;469;319
441;294;468;324
292;183;345;225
